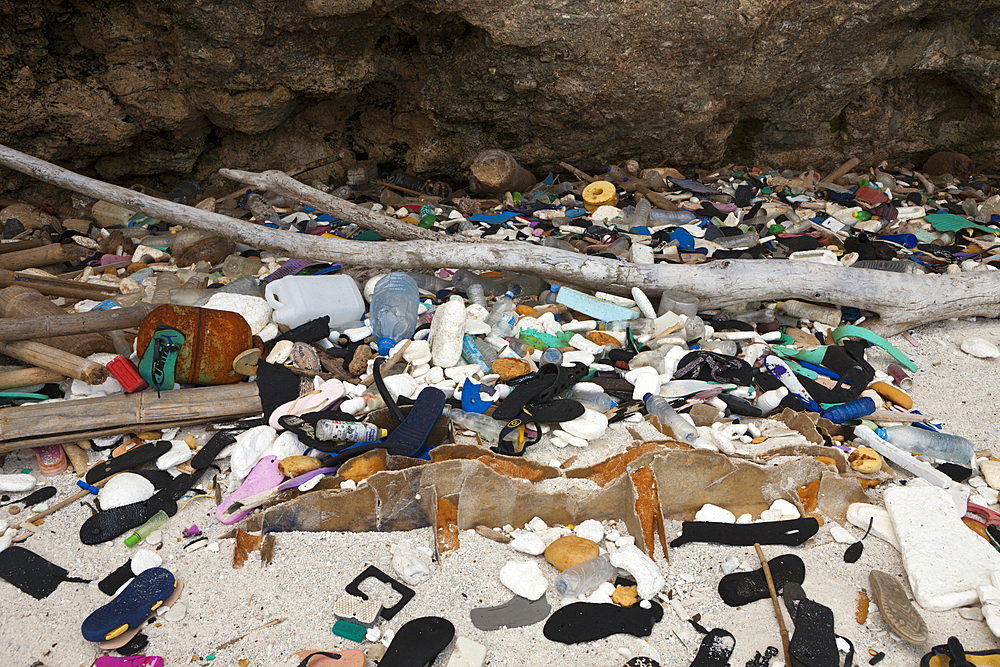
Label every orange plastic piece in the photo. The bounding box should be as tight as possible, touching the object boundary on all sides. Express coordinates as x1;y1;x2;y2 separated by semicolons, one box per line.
797;480;820;514
436;497;460;554
630;466;659;559
869;381;913;410
856;590;870;624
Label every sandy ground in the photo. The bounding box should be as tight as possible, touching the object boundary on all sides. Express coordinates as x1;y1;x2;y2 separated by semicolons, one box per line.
4;317;1000;667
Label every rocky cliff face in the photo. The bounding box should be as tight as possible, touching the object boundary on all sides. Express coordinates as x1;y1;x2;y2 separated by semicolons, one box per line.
2;0;998;189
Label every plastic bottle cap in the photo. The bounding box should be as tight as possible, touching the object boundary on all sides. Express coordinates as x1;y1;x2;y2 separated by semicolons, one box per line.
505;291;514;298
642;393;653;401
377;337;396;357
124;533;140;548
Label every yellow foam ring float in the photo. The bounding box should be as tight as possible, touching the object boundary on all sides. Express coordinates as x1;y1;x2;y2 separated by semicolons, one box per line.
868;380;913;410
582;180;618;212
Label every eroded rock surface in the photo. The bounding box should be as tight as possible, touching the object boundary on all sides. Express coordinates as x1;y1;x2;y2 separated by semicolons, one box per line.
1;0;999;187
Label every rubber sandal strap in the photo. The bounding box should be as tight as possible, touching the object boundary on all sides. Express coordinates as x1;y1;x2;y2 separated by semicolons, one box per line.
832;325;917;372
296;652;342;667
372;357;405;424
535;362;588;404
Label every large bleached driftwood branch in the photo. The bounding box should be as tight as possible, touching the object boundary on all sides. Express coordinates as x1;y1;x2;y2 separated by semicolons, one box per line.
2;143;1000;334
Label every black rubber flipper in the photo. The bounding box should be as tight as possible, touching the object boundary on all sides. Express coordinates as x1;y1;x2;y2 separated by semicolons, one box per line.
79;493;178;545
378;616;455;667
543;601;664;644
372;356;406;424
689;628;736;667
273;316;331;345
492;375;554;421
0;486;57;508
382;387;446;458
85;440;173;485
787;596;840;667
191;431;237;469
670;517;819;548
718;554;805;607
470;594;551;630
99;559;135;596
0;546;89;599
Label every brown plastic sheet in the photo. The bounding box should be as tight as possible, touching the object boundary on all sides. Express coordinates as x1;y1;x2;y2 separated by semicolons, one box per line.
245;446;869;550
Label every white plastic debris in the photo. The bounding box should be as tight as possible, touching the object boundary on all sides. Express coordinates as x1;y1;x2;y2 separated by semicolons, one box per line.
499;561;547;601
100;472;155;510
0;474;36;493
609;544;665;600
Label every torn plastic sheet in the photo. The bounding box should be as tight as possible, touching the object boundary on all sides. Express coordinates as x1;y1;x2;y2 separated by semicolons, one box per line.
241;447;869;553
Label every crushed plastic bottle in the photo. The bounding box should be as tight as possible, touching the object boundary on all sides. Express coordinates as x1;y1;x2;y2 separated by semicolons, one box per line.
370;273;420;356
431;295;467;367
554;553;617;597
880;425;975;466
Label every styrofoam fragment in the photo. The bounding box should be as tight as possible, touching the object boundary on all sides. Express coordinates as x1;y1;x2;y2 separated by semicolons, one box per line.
552;429;589;448
510;532;546;555
156;440;193;471
575;519;605;544
609;544;665;600
204;293;272;336
770;499;800;519
499;561;546;600
695;504;736;523
631;288;656;318
0;474;36;493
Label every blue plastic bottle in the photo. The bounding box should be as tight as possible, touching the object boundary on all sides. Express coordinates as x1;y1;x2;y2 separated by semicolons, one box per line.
369;273;419;356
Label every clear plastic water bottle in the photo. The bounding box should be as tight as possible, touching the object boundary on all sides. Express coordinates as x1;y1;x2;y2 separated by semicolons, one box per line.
406;272;453;294
540;347;563;365
485;292;517;330
554;553;617;597
463;334;495;373
684;315;706;341
223;254;262;277
539;285;560;305
851;259;927;274
714;228;759;249
467;283;488;308
624;199;651;228
644;393;698;444
370;273;420;356
649;209;698;225
565;387;617;412
445;407;503;441
503;272;548;297
451;269;506;296
881;425;975;466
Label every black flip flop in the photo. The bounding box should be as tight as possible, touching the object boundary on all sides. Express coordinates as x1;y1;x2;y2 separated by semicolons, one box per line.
85;440;172;485
689;628;736;667
0;546;89;600
278;409;367;453
670;517;819;548
784;583;853;667
379;616;455;667
718;554;805;607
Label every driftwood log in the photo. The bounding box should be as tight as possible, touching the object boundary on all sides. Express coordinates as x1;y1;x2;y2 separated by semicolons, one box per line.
2;143;1000;334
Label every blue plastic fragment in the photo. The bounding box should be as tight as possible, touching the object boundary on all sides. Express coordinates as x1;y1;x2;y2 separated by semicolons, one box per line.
461;378;493;413
565;208;588;218
877;234;918;248
468;212;520;223
670;228;695;250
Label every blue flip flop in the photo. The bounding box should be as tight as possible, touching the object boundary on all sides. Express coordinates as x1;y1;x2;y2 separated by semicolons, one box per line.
81;567;176;642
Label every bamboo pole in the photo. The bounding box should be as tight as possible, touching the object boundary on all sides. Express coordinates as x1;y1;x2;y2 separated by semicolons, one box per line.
0;339;109;384
0;366;65;390
0;285;114;356
0;383;262;453
0;303;154;342
0;269;121;300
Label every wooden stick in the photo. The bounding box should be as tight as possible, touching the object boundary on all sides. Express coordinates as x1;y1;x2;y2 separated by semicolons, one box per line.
755;543;791;667
5;143;1000;335
0;269;121;300
1;417;228;452
0;303;154;342
0;244;84;271
0;239;44;254
0;366;65;390
361;340;412;387
822;156;860;183
559;161;596;183
0;339;108;384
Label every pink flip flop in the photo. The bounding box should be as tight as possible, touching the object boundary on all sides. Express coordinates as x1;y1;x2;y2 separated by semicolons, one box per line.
94;658;165;667
269;378;346;430
32;444;67;477
216;456;284;525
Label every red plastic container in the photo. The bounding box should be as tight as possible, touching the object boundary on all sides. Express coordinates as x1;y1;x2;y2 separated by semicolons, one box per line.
106;355;148;393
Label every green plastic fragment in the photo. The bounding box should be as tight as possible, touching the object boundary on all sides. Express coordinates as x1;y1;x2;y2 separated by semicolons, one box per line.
925;213;997;235
519;328;570;350
769;345;829;365
332;620;367;642
832;325;917;372
206;655;215;661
